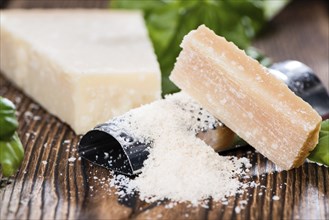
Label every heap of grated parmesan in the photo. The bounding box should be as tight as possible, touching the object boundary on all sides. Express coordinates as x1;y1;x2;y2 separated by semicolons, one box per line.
109;92;251;206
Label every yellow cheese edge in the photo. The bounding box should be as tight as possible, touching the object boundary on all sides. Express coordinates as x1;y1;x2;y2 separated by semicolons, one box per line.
291;122;321;168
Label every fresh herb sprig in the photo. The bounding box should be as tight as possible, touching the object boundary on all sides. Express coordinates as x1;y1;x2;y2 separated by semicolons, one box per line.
112;0;288;95
0;97;24;177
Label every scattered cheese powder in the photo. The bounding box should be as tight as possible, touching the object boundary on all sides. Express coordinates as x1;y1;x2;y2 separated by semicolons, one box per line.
109;93;251;205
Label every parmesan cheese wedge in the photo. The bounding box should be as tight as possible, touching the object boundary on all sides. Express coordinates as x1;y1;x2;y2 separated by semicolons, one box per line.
170;25;322;170
0;10;161;134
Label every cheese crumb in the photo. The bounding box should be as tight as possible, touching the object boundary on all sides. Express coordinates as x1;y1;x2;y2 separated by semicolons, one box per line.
68;157;76;162
235;207;241;214
272;195;280;201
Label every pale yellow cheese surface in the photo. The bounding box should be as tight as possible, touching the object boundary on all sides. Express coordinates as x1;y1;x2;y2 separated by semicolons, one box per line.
170;25;321;170
0;9;161;134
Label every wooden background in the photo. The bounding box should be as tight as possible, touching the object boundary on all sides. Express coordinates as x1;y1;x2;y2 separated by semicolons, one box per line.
1;0;328;219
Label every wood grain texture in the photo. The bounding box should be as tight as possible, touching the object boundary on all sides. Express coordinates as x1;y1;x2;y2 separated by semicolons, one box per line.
0;0;328;219
253;0;329;90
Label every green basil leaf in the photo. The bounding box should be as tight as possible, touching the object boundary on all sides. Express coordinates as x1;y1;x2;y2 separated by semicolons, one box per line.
308;120;329;166
112;0;288;95
0;96;24;177
0;97;18;140
0;132;24;177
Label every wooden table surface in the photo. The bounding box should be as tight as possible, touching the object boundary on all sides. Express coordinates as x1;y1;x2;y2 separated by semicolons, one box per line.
1;0;328;219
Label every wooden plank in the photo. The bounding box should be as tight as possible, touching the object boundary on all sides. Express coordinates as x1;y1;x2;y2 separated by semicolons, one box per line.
253;0;329;90
0;0;328;219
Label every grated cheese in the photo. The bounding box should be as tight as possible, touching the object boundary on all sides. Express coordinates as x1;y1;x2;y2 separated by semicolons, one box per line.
108;92;251;206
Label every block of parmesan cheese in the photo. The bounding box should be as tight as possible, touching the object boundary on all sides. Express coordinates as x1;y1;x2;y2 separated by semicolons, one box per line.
170;25;322;170
0;9;161;134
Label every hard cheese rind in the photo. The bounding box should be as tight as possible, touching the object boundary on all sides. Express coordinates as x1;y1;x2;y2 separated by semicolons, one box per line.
0;9;161;134
170;25;322;170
